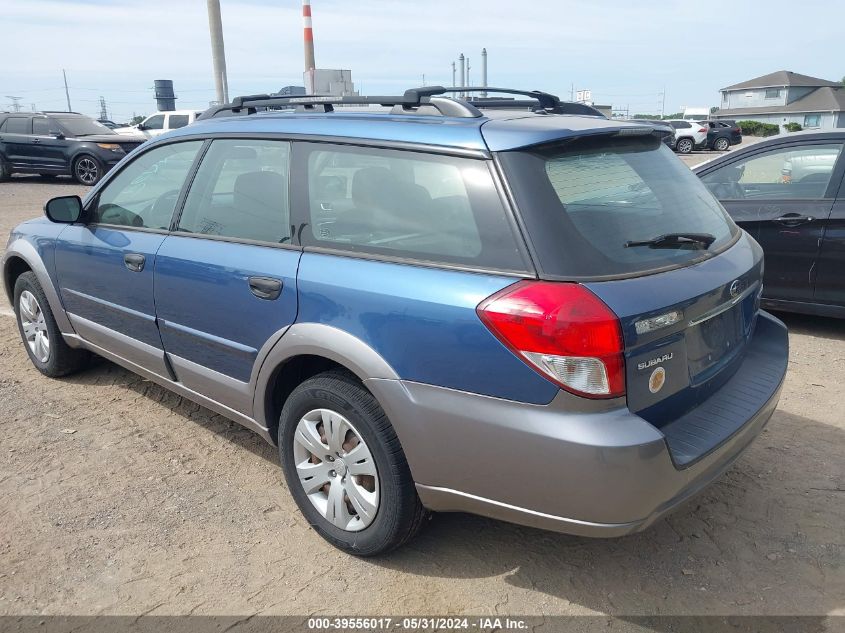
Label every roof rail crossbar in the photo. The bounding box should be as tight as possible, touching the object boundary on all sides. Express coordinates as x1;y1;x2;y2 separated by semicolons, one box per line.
462;97;606;118
199;90;483;120
412;86;561;110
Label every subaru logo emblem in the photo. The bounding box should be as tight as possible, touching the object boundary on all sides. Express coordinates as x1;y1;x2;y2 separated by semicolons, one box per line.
729;280;741;298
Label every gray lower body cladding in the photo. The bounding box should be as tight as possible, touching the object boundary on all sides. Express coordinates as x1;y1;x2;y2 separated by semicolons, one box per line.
366;312;787;537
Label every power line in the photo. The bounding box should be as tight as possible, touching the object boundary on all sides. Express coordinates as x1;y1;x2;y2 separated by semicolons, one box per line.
5;96;22;112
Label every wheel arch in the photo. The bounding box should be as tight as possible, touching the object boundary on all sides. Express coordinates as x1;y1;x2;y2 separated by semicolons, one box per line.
252;323;400;444
2;242;74;334
3;255;31;305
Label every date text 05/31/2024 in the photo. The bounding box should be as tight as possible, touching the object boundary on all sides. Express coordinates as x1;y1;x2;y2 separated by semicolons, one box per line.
306;617;529;630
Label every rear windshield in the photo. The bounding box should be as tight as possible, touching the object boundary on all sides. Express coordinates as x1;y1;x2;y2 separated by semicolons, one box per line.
498;134;739;279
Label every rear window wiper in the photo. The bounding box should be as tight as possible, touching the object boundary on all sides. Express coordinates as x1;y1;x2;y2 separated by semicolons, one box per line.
625;232;716;249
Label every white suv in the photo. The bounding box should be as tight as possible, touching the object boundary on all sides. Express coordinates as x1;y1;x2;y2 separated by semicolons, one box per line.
665;119;709;154
114;110;202;138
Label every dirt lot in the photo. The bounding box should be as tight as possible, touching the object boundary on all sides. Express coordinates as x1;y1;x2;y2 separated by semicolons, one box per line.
0;172;843;618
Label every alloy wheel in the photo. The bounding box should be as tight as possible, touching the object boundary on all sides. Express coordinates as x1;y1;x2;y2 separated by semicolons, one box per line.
18;290;50;363
293;408;380;532
75;158;99;185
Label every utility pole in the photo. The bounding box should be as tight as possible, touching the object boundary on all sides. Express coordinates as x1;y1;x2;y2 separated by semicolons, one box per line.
451;62;456;87
99;96;108;121
480;48;488;97
660;86;666;118
458;54;465;98
421;73;426;87
466;57;471;87
5;96;22;112
62;69;72;111
206;0;229;105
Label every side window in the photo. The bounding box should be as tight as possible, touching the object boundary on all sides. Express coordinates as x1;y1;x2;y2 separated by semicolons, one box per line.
144;115;165;130
701;144;844;200
32;118;52;135
177;139;291;243
5;117;31;134
92;141;203;228
168;114;189;129
302;144;527;271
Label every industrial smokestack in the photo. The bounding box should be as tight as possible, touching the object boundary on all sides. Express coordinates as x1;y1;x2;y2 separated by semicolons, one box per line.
458;53;465;97
303;0;316;93
206;0;229;104
481;48;488;97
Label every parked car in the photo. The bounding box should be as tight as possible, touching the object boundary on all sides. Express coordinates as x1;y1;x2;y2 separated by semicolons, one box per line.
696;130;845;318
115;110;202;138
665;119;709;154
705;120;743;151
0;112;147;184
3;87;789;556
97;119;119;129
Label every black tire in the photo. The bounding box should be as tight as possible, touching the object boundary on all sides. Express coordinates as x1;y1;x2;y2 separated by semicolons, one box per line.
279;371;427;556
13;271;90;377
676;137;694;154
72;154;103;185
713;137;730;151
0;156;11;181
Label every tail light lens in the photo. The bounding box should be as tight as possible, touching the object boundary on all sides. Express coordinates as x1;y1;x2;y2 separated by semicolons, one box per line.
477;281;625;398
698;127;707;133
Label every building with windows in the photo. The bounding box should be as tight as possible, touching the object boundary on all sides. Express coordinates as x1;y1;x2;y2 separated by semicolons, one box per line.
713;70;845;130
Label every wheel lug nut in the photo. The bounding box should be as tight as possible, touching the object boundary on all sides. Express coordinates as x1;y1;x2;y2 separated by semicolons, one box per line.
329;470;337;478
327;456;335;461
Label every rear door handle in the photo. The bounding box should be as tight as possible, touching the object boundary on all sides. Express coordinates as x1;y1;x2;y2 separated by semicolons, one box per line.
32;138;41;144
124;253;146;272
773;214;814;227
248;276;283;300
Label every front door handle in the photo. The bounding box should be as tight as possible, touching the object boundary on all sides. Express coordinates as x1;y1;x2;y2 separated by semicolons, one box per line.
773;213;814;227
248;276;283;300
124;253;146;272
32;138;41;144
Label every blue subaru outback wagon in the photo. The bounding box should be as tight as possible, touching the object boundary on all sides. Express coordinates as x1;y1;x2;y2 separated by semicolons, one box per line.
3;87;789;555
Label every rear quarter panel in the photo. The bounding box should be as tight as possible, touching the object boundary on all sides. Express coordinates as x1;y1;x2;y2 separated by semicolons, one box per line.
295;252;560;404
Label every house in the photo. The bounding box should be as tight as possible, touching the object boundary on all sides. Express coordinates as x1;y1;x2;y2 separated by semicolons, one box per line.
713;70;845;130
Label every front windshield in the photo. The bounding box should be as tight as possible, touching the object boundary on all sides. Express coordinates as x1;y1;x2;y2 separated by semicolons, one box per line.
54;117;113;137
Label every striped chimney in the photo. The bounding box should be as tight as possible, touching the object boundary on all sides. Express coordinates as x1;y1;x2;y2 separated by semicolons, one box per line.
303;0;316;93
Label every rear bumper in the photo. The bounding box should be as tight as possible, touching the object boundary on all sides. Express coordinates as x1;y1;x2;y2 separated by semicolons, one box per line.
367;311;788;537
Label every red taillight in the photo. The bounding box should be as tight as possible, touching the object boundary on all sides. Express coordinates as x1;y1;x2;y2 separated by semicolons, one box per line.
698;127;707;133
476;281;625;399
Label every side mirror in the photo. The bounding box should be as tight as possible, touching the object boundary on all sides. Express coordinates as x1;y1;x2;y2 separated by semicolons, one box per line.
136;123;147;131
45;196;83;224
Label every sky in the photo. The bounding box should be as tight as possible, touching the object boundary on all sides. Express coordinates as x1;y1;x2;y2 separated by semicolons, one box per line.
1;0;843;122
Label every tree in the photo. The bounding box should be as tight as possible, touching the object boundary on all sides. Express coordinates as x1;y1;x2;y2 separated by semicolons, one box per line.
841;75;845;86
129;115;145;125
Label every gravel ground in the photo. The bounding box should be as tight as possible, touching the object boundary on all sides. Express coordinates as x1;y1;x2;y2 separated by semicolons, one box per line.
0;172;842;617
